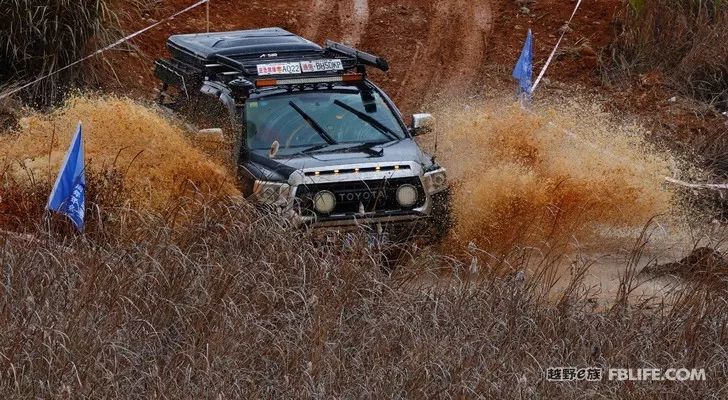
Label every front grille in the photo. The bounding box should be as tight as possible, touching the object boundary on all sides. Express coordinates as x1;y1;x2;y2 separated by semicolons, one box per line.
295;177;425;216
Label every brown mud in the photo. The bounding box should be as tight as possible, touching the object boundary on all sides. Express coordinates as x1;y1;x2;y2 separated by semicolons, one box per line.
0;95;238;209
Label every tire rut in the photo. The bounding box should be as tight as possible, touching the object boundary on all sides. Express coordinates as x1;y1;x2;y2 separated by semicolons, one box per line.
299;0;335;39
338;0;370;46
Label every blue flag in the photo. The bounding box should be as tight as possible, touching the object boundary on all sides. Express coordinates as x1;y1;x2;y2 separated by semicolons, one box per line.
512;29;533;97
47;122;86;230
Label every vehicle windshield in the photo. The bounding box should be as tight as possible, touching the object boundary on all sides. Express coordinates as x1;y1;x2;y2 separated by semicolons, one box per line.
245;88;405;151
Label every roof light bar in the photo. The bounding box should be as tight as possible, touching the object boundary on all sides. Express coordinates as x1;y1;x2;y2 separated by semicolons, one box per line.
255;73;363;87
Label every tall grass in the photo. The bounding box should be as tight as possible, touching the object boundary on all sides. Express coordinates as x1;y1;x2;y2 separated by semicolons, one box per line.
0;0;120;105
0;175;727;398
605;0;728;111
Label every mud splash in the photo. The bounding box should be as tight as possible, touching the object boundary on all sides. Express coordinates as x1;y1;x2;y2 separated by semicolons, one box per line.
0;95;238;209
428;98;676;255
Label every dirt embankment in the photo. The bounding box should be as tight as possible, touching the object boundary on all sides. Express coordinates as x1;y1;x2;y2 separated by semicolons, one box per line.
102;0;623;111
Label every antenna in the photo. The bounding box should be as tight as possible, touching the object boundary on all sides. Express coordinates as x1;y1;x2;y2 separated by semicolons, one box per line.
433;127;439;163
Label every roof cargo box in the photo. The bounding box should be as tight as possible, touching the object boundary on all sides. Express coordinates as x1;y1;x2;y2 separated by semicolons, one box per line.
167;27;323;67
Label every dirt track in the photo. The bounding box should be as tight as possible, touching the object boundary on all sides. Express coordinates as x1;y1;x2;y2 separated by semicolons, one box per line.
108;0;620;114
270;0;493;106
124;0;496;111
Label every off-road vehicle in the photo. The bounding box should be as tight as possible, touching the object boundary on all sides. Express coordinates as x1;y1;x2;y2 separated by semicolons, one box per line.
155;27;450;237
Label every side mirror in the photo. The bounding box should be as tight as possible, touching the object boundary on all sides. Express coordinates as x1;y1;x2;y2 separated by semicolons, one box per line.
268;140;280;159
410;113;434;136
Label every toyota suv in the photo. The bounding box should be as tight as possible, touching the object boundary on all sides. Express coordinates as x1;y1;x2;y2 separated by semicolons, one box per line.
155;27;450;238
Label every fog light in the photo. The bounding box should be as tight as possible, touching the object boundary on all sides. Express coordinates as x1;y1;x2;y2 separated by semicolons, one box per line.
313;190;336;214
396;184;418;207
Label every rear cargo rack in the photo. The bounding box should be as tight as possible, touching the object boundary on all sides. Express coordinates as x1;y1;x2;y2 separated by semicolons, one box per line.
155;27;388;95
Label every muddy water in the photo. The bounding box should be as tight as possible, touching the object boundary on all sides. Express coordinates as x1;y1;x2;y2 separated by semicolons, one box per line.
0;95;239;208
427;98;676;253
422;97;692;303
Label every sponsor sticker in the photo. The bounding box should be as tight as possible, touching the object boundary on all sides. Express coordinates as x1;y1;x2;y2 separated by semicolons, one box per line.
256;62;302;76
300;59;344;73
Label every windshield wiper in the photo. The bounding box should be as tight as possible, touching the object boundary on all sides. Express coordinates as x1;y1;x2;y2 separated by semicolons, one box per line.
341;142;384;157
293;142;386;157
282;143;333;159
289;101;337;145
301;143;332;153
333;100;399;141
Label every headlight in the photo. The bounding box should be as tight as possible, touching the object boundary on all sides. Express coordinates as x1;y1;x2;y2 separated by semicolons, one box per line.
253;180;291;205
396;184;418;207
313;190;336;214
422;168;448;195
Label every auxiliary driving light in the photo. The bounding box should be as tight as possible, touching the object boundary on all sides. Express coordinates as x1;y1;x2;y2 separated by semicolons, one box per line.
423;168;448;195
313;190;336;214
253;181;290;205
396;184;418;207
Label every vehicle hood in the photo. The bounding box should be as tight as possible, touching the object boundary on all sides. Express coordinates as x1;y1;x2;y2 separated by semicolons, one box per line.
249;139;433;180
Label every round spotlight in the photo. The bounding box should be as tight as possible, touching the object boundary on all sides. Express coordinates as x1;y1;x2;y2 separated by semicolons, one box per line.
396;184;418;207
313;190;336;214
432;172;447;187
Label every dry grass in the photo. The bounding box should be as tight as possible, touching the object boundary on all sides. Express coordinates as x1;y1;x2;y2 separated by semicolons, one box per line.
0;0;159;105
603;0;728;182
604;0;728;111
0;174;727;398
0;0;121;104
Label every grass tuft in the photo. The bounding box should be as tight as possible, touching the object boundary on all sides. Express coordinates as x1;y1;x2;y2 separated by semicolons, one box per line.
604;0;728;112
0;173;727;398
0;0;122;105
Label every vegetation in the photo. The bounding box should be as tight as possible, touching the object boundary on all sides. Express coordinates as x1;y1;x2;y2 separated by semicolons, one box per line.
606;0;728;111
0;0;121;105
1;181;727;398
1;1;727;398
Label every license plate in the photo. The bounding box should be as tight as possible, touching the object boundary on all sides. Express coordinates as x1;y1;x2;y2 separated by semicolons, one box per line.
300;59;344;73
257;62;302;76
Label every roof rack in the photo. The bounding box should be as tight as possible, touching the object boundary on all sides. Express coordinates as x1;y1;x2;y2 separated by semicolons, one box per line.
155;28;389;94
324;40;389;72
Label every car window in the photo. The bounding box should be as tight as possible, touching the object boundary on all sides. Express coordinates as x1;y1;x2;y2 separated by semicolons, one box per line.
245;89;404;150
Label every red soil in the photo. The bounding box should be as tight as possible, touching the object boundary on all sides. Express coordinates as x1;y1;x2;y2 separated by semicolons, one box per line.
102;0;621;112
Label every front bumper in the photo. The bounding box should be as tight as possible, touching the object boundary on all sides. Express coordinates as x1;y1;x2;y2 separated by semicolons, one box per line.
300;210;427;228
262;161;446;228
292;193;432;228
